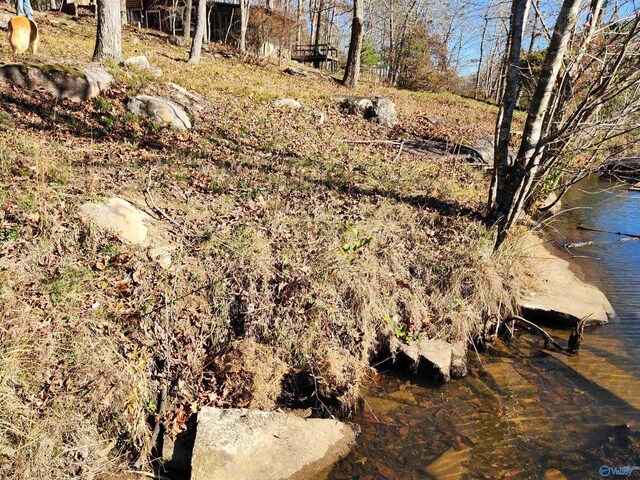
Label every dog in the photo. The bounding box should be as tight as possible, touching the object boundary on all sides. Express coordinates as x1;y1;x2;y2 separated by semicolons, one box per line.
7;16;39;55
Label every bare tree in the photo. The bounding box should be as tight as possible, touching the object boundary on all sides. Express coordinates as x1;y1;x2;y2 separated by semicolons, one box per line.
121;0;127;26
487;0;640;248
188;0;206;64
93;0;122;62
184;0;193;39
240;0;250;53
343;0;364;88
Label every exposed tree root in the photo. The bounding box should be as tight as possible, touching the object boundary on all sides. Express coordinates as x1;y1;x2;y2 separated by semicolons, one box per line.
505;315;589;354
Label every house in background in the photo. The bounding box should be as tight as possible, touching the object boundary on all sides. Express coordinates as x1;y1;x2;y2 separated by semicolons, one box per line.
125;0;241;44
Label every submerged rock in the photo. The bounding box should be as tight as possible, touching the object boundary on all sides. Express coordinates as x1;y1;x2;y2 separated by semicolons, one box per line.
519;235;614;326
398;339;467;382
331;95;398;127
191;407;357;480
127;95;191;130
0;63;112;102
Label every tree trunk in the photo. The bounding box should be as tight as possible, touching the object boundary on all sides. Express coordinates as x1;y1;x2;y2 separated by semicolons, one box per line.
489;0;526;210
239;0;249;53
183;0;192;39
296;0;302;45
492;0;582;248
188;0;206;64
342;0;363;88
121;0;127;25
475;12;489;99
93;0;122;62
267;0;274;10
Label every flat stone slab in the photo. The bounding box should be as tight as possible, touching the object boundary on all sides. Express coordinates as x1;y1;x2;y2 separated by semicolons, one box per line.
519;235;614;326
398;338;466;382
191;407;357;480
0;63;112;102
127;95;191;130
79;197;151;245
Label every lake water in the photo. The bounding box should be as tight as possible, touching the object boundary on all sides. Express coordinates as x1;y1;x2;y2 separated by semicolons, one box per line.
330;177;640;480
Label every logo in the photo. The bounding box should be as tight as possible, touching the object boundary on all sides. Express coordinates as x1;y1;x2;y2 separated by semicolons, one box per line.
600;465;640;477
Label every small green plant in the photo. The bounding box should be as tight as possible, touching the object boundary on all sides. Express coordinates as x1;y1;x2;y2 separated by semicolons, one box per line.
340;226;372;255
149;123;161;134
93;97;112;112
385;314;421;342
101;115;116;128
0;228;18;242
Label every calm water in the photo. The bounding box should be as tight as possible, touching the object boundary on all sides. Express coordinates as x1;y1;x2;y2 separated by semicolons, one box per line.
330;177;640;480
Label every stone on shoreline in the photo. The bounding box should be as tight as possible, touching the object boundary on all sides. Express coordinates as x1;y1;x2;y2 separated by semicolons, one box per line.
191;407;357;480
397;338;467;382
519;235;614;326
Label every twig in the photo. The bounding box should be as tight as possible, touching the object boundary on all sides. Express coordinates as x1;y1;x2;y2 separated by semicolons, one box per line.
145;188;182;229
346;140;404;145
392;141;404;163
577;225;640;238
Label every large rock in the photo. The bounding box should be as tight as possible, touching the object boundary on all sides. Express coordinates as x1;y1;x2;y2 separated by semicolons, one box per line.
398;339;467;382
331;95;398;127
79;197;152;245
0;63;112;102
122;56;163;77
79;197;176;268
191;407;357;480
127;95;191;130
519;234;615;326
168;82;206;112
471;135;495;164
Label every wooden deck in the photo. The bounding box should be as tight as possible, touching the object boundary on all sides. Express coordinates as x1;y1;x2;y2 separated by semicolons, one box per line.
292;44;339;72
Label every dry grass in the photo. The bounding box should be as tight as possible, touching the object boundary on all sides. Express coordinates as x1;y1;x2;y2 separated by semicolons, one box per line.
0;8;523;478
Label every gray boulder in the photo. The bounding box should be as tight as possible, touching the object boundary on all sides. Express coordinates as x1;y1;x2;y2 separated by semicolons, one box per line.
398;338;467;382
122;55;163;77
168;82;205;112
331;95;398;127
168;35;186;47
0;63;112;102
127;95;191;130
371;97;398;127
191;407;357;480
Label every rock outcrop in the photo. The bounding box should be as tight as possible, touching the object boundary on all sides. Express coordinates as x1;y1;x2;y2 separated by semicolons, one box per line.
519;235;614;326
397;338;467;382
127;95;191;130
191;407;357;480
331;95;398;127
0;63;112;102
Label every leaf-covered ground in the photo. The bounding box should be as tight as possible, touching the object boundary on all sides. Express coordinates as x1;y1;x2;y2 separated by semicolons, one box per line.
0;7;523;478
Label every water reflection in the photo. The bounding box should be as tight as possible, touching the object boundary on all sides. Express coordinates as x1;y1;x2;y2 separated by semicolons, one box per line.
330;177;640;480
